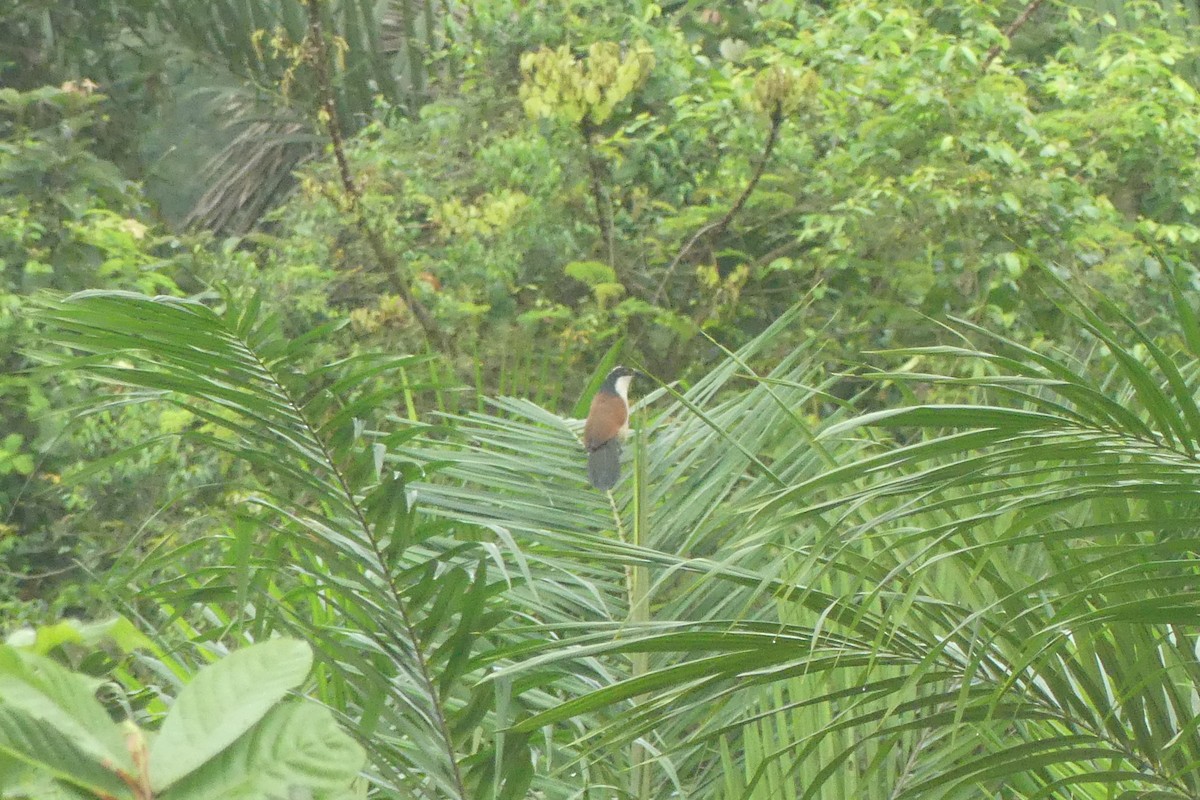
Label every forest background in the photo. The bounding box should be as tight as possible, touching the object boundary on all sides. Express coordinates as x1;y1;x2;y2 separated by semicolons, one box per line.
5;0;1200;798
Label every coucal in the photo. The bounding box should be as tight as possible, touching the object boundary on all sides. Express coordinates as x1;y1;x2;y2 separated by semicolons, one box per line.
583;366;641;490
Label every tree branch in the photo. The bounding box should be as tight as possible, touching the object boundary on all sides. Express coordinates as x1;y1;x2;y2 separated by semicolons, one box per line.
982;0;1048;72
581;119;617;270
651;109;784;305
303;0;447;349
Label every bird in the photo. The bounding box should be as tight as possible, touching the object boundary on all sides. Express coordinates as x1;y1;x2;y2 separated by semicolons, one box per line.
583;366;641;490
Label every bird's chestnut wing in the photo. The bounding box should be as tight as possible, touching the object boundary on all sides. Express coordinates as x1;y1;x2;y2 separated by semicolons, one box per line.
584;393;628;452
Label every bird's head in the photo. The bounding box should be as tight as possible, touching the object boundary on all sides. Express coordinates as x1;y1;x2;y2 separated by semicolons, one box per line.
601;366;643;400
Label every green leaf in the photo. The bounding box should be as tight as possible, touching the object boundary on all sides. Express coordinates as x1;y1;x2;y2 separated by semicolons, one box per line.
591;281;626;305
823;404;1071;435
563;260;616;286
158;701;364;800
570;338;627;418
1170;269;1200;357
0;646;132;774
149;638;313;792
0;705;131;798
6;616;156;657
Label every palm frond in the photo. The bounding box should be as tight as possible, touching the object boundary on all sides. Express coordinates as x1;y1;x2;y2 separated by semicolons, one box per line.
418;295;1200;799
39;286;1200;798
32;290;504;799
156;0;447;233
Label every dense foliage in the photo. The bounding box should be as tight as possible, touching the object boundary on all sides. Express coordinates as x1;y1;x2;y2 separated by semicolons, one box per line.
6;0;1200;798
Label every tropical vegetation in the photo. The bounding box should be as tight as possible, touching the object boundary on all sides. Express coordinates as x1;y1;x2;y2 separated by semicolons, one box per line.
5;0;1200;797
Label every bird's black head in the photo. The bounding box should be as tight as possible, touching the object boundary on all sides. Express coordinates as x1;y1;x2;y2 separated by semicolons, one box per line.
600;365;643;394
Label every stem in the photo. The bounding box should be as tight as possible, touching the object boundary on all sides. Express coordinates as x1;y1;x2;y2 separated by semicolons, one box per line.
118;722;153;800
629;425;652;798
303;0;447;350
396;0;427;107
982;0;1048;71
581;119;617;270
424;0;437;68
652;108;785;305
597;419;653;797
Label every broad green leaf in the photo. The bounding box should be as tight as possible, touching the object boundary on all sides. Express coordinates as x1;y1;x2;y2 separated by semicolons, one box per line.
0;647;132;774
149;638;313;791
158;701;364;800
0;705;130;798
6;617;156;657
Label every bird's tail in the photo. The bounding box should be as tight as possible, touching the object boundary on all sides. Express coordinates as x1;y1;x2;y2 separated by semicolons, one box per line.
587;439;622;490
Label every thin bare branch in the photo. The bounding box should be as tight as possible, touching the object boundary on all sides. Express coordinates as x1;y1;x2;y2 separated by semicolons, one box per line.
581;121;617;270
982;0;1049;71
652;108;785;305
303;0;447;349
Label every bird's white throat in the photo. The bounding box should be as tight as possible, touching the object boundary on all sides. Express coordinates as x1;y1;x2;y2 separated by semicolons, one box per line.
614;374;633;401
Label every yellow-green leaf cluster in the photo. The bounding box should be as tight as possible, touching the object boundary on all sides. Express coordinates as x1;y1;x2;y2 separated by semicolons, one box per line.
564;260;625;307
519;41;655;126
429;190;531;238
751;64;820;118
